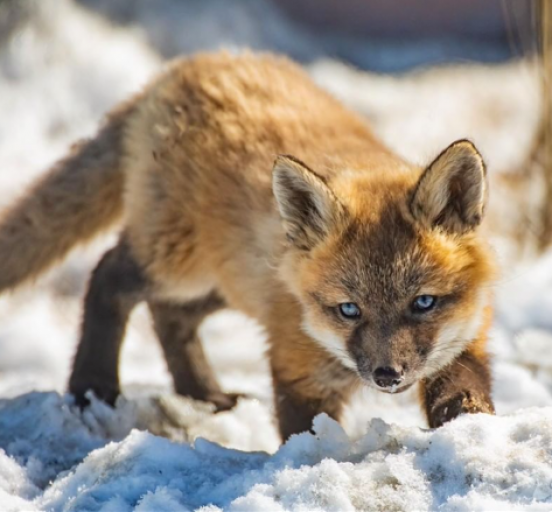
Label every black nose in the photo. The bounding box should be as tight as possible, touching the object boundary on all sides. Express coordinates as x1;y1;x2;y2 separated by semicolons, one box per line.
373;366;404;389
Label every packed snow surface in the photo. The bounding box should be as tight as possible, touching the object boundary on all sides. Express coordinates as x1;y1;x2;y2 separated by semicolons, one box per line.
0;0;551;510
3;400;552;511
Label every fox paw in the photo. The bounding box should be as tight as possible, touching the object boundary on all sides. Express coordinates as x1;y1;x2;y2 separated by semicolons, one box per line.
204;391;245;413
429;391;495;428
69;381;120;409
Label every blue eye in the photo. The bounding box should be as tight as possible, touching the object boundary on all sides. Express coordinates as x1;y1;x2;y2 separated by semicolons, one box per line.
339;302;361;319
412;295;436;313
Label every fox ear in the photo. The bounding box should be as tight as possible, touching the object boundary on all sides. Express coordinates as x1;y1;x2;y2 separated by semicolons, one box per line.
273;155;343;250
410;140;487;234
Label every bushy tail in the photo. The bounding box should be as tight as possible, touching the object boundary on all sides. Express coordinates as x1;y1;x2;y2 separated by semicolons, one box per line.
0;101;134;291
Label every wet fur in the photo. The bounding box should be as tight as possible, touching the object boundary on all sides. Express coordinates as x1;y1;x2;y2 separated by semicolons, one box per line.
0;52;497;440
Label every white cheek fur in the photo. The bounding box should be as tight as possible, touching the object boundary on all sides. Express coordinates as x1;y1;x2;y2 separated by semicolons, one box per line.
423;290;489;378
301;315;357;371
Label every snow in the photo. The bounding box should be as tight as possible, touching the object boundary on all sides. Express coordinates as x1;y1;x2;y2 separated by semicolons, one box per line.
2;405;552;511
0;0;552;510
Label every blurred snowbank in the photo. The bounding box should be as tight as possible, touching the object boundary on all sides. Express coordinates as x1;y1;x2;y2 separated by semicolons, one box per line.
0;0;551;510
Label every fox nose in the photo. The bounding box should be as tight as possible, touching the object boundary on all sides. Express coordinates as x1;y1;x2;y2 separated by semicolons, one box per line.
373;366;404;389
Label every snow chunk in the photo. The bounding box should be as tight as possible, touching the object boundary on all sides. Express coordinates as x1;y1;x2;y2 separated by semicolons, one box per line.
26;410;552;511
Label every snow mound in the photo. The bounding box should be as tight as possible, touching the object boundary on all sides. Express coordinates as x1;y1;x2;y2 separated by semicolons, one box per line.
0;403;541;511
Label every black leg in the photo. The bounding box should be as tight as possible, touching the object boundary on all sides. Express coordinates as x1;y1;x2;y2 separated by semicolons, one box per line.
421;343;494;428
148;293;240;412
68;239;147;406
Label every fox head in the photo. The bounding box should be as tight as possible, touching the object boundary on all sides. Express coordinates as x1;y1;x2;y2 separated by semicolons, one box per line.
272;140;495;393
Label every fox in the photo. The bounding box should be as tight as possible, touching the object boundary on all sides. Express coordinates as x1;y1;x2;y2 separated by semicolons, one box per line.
0;52;496;440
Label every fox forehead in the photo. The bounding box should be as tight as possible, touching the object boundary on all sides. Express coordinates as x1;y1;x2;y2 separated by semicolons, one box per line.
303;197;487;306
329;164;419;221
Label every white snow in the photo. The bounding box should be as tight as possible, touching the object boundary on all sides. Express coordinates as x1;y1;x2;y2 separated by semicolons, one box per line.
1;0;552;510
3;405;552;511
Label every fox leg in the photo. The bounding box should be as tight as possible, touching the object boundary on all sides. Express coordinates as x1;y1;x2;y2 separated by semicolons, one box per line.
272;378;343;442
148;293;239;412
69;239;147;406
270;338;357;441
420;338;494;428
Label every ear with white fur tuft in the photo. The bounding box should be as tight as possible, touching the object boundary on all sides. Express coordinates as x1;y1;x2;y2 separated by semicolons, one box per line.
273;155;343;250
410;140;487;234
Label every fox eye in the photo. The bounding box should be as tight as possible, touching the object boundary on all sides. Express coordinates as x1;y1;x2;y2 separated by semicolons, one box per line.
338;302;361;319
412;295;436;313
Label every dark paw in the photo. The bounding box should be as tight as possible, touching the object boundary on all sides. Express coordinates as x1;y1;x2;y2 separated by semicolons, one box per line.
205;392;245;413
429;391;495;428
69;381;120;409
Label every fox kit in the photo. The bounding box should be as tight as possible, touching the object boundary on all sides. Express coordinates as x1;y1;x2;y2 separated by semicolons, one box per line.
0;52;495;440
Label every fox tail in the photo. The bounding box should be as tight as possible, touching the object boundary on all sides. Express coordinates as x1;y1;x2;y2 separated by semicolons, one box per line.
0;101;135;292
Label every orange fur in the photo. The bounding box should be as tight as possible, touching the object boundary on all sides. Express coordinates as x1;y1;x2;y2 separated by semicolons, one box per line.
0;52;497;439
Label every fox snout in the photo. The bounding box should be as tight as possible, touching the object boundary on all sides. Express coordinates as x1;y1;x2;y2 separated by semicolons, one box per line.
362;363;414;393
372;366;404;390
348;326;423;392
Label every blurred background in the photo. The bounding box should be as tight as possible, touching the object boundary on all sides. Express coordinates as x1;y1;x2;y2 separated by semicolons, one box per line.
69;0;532;70
0;0;551;449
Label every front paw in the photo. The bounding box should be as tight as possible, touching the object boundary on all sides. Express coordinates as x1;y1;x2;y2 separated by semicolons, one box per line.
429;391;495;428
